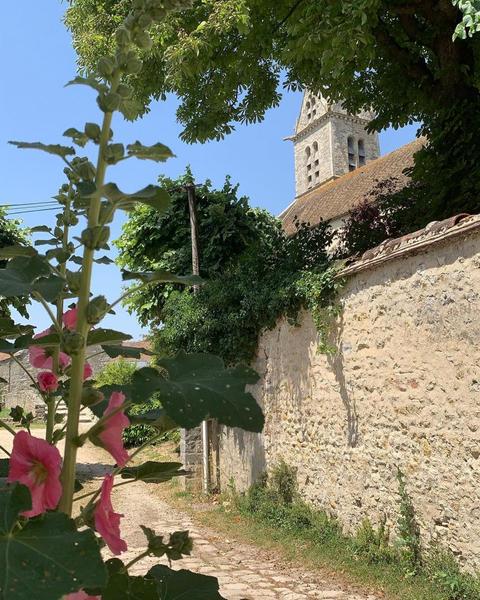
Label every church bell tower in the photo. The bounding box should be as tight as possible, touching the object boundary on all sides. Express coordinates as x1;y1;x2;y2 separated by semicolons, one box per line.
288;93;380;197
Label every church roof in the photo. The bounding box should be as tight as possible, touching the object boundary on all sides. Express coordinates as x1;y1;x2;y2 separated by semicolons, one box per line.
280;138;424;235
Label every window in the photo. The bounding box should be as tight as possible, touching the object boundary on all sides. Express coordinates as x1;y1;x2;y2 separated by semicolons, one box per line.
313;141;318;153
315;159;319;166
305;146;311;158
315;171;319;179
307;164;311;171
358;139;366;166
348;136;356;171
312;109;316;117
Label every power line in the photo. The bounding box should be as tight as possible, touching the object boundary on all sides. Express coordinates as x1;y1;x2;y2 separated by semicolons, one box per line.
0;201;59;208
5;207;59;216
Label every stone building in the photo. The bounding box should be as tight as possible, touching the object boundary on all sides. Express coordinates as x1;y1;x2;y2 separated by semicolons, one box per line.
282;92;422;232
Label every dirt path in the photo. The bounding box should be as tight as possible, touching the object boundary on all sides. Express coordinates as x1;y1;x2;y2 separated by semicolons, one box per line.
1;430;381;600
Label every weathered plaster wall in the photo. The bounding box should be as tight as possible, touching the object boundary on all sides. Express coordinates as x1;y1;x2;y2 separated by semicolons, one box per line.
219;221;480;569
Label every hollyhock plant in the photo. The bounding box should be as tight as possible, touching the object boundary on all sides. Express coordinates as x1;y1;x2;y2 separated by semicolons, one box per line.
98;391;130;467
7;430;62;517
63;306;78;330
29;328;70;371
37;371;59;393
0;3;263;597
94;474;127;555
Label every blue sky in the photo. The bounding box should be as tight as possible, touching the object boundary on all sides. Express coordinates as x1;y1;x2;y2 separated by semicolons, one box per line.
0;1;419;339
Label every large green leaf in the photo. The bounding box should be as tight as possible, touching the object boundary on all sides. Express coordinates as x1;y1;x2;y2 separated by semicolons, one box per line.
65;75;107;94
0;255;51;297
0;484;107;600
122;269;202;286
101;559;158;600
100;183;171;213
0;317;34;339
33;275;65;303
101;344;152;359
87;328;132;346
0;246;36;258
128;355;263;432
148;565;226;599
120;461;185;484
126;141;175;162
9;141;75;159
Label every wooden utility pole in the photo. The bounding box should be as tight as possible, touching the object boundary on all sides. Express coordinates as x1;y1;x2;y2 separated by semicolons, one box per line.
185;182;210;494
186;183;200;292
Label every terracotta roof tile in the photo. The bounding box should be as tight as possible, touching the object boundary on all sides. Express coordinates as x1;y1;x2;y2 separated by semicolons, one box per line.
281;138;424;234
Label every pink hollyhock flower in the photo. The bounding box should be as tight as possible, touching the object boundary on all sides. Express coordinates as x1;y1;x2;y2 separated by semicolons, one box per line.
37;371;59;393
63;306;78;330
94;474;127;555
98;392;130;467
7;430;62;518
29;328;70;371
64;592;100;600
83;362;93;380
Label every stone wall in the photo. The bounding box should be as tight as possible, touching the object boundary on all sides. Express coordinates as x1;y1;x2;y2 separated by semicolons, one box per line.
218;215;480;570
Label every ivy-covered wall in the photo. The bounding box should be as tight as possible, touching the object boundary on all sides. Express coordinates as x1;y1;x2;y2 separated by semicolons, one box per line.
218;215;480;571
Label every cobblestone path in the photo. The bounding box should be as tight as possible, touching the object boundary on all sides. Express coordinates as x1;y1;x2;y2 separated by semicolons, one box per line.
76;441;382;600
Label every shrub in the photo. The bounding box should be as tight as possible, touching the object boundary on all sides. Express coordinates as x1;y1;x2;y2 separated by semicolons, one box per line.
425;548;480;600
352;516;394;564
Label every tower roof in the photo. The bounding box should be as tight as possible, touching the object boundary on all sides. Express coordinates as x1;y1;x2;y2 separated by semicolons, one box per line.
294;93;375;138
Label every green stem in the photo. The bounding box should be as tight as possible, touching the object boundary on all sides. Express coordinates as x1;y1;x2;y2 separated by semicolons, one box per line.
59;73;121;516
73;478;133;503
125;550;150;570
47;195;71;445
0;419;16;436
45;399;55;444
0;444;11;456
33;293;62;332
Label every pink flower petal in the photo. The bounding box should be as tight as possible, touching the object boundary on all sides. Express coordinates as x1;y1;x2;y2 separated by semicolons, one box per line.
63;307;78;331
94;474;127;555
7;431;62;518
83;362;93;380
98;392;130;467
37;371;59;393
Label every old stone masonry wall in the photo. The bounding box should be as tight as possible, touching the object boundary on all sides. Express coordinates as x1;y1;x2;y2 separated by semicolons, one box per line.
218;215;480;570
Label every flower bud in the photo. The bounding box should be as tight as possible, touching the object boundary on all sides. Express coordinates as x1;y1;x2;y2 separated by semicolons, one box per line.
103;143;125;165
76;159;96;181
67;270;82;293
87;295;109;325
97;92;121;113
117;83;133;99
124;57;143;75
138;13;153;28
81;386;105;408
62;331;84;355
134;31;153;50
80;225;110;250
84;122;101;142
115;26;131;47
97;57;115;78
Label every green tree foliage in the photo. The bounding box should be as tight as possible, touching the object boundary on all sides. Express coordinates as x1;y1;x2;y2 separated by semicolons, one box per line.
0;209;30;318
66;0;480;221
116;174;334;363
115;173;284;327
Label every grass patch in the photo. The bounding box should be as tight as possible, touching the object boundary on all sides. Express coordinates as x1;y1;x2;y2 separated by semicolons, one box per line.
162;460;480;600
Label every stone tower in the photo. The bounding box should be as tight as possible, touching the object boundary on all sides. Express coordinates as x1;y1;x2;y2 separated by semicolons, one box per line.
289;92;380;197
